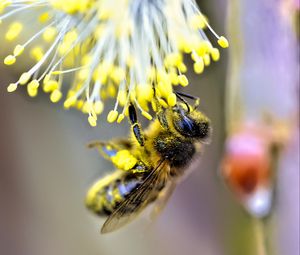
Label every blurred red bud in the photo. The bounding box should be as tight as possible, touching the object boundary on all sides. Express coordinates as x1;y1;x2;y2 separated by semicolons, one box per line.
221;124;274;218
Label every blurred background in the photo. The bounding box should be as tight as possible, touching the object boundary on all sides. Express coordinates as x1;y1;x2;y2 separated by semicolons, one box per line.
0;1;299;255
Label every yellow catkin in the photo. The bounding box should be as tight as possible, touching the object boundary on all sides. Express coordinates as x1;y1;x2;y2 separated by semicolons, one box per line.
1;0;228;128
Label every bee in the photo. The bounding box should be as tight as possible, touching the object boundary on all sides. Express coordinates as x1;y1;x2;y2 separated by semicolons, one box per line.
85;92;211;233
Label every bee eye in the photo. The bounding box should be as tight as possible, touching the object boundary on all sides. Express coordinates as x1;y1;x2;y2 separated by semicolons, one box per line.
173;114;210;139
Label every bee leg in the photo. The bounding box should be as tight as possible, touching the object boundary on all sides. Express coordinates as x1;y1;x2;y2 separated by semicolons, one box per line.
131;163;149;174
175;91;200;109
156;108;169;129
87;141;106;149
151;88;169;129
128;103;145;146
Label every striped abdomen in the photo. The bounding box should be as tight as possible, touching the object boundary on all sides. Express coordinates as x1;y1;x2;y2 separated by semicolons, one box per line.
86;171;146;216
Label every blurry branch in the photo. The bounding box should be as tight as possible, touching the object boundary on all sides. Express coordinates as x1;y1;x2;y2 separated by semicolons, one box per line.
253;218;268;255
225;1;270;255
225;0;243;134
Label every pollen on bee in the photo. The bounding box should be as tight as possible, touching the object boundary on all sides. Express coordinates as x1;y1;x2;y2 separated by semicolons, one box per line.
111;150;137;171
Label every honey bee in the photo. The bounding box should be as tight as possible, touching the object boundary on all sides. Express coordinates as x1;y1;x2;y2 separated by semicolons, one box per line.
85;92;211;233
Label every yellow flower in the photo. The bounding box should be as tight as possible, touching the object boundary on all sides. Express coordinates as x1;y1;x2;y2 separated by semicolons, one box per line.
1;0;228;126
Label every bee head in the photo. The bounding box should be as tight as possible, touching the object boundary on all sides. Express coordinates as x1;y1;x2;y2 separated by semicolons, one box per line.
171;104;211;140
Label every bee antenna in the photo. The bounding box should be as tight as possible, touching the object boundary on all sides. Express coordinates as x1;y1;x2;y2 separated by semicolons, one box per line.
175;92;191;113
175;91;200;110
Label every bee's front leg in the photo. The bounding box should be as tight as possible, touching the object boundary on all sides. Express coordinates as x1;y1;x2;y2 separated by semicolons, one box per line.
128;103;145;146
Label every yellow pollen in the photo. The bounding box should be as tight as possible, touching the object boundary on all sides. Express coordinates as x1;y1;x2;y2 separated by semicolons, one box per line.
218;36;229;48
211;48;220;61
167;93;177;107
28;80;40;90
0;1;12;14
43;27;57;42
50;89;62;103
203;54;211;66
94;101;104;114
178;74;189;87
13;44;24;56
178;62;187;73
27;87;38;97
88;115;97;127
30;47;44;62
117;113;125;123
7;83;17;93
107;110;118;123
39;12;50;23
5;22;23;41
43;80;59;93
4;55;16;65
64;96;77;109
189;14;206;30
111;150;137;171
194;59;204;74
19;72;31;85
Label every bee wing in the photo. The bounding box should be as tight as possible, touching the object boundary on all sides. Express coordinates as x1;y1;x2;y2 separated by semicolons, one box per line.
101;160;169;234
150;180;177;221
88;139;132;160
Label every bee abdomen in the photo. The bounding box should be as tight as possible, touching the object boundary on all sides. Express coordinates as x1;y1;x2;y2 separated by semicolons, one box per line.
86;172;143;216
